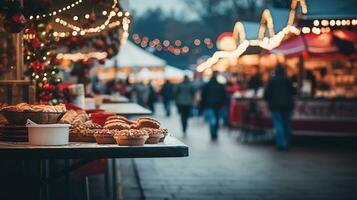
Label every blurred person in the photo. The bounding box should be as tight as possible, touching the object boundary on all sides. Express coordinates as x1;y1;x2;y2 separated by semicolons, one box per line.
91;75;103;94
174;75;195;135
201;71;227;140
105;79;115;95
124;77;133;100
223;74;241;126
248;65;263;93
160;80;174;117
147;81;157;114
264;64;295;150
192;74;205;116
133;82;146;106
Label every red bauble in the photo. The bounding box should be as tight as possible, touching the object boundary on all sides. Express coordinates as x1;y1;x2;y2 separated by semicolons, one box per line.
3;12;26;33
32;38;42;49
43;84;55;91
52;58;61;65
93;39;105;49
88;12;96;24
69;36;78;45
98;59;105;65
30;60;44;70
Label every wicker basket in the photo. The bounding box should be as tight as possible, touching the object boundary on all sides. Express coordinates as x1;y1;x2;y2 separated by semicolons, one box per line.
1;111;64;125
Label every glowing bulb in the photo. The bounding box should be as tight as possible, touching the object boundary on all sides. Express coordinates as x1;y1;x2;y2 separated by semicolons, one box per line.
117;12;123;17
85;14;90;19
313;20;319;26
80;30;85;35
73;16;78;21
102;11;107;16
72;31;77;36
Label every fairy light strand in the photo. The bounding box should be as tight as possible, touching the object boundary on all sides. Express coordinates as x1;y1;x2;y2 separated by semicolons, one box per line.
29;0;83;20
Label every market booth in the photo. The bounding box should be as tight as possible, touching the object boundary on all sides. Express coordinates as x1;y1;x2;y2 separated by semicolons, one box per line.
0;1;188;200
198;0;357;136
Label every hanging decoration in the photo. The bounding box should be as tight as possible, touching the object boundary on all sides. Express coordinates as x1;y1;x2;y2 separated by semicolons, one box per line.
0;0;26;33
131;34;215;56
23;15;62;104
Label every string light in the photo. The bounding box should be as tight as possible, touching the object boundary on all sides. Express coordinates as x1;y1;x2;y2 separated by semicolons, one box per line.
53;0;128;35
56;52;108;62
28;0;83;20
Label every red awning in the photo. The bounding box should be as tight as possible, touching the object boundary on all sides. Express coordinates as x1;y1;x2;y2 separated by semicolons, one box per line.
268;30;357;59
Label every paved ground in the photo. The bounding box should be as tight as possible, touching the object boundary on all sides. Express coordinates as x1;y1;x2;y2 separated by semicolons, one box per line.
120;105;357;200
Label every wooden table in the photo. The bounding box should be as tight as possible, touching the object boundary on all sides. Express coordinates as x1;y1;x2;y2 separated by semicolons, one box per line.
0;136;187;200
100;103;152;116
0;136;188;159
102;95;130;103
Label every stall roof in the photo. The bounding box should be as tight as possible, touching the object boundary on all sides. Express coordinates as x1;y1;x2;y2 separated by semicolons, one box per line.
269;30;357;59
101;41;166;68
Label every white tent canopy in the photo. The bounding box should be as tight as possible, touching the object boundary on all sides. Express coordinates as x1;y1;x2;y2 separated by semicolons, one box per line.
100;41;166;69
165;65;192;79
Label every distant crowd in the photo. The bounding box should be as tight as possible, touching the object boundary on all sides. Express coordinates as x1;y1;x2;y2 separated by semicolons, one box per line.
91;64;296;150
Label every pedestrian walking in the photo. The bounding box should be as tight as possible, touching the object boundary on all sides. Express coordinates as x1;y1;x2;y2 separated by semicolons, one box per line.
147;81;157;114
160;80;174;117
174;75;195;135
264;64;295;150
201;71;227;140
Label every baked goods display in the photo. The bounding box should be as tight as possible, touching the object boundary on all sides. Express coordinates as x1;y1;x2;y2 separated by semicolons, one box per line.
141;128;164;144
102;115;167;146
113;129;149;146
1;103;66;113
0;103;66;125
68;112;101;142
93;129;116;144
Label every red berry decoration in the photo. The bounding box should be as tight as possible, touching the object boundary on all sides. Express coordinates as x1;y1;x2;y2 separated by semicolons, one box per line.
32;38;42;49
88;12;96;24
3;12;26;33
98;59;105;65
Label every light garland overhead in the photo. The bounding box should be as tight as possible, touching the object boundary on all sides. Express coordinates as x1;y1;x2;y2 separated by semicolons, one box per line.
53;0;130;35
29;0;83;20
131;34;214;56
57;52;108;62
258;9;275;40
196;0;306;72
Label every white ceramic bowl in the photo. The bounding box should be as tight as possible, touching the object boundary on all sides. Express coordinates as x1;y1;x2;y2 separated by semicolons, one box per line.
26;124;70;145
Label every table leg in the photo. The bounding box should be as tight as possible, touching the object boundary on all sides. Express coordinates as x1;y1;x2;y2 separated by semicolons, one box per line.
44;160;50;200
112;159;117;200
65;159;71;199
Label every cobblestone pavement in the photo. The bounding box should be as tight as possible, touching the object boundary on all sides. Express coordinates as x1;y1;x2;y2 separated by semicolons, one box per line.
120;105;357;200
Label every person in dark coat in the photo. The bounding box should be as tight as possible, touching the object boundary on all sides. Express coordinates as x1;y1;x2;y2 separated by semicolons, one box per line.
248;65;263;93
160;80;174;117
201;71;227;140
264;64;295;150
174;75;195;135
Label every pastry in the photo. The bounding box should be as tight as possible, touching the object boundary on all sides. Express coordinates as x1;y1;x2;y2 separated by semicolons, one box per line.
94;129;116;144
84;121;102;129
159;128;168;142
104;119;128;125
113;129;149;146
106;115;135;124
60;110;77;124
104;121;130;130
141;128;164;144
136;117;160;129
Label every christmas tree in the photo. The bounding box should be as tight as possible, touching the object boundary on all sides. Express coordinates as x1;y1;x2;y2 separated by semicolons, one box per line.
23;17;62;104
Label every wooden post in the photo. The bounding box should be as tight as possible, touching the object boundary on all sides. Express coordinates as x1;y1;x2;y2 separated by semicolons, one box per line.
16;0;24;80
